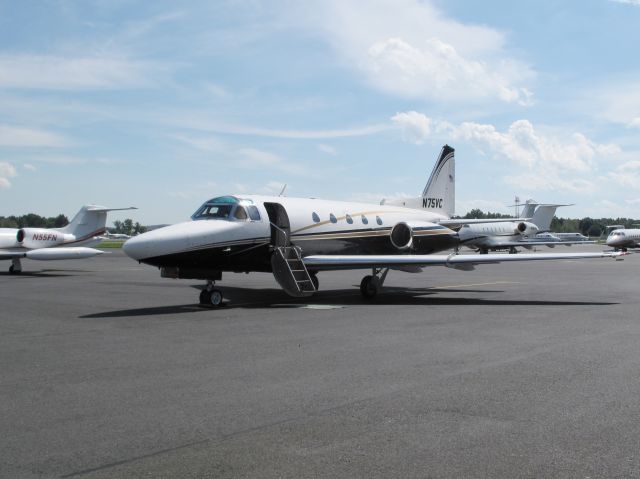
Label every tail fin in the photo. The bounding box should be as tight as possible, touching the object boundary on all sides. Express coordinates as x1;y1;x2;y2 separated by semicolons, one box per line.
381;145;455;217
530;205;558;231
519;199;538;219
55;205;137;241
421;145;455;217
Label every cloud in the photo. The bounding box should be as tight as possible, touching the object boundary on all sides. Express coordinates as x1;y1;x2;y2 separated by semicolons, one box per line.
23;163;37;171
0;125;70;147
366;37;533;105
317;144;337;155
390;111;621;192
237;148;306;175
294;0;534;105
391;111;432;144
609;0;640;4
0;54;169;90
608;160;640;188
0;162;17;188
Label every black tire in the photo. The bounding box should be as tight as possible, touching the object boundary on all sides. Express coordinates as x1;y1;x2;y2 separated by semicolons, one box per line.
209;289;223;307
199;289;210;305
360;275;378;299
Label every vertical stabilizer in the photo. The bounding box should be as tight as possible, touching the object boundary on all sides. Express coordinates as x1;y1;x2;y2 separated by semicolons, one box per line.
530;205;558;231
421;145;455;217
519;199;538;219
55;206;136;241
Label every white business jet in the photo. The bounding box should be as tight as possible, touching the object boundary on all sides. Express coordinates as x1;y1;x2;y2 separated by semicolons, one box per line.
123;146;623;307
0;205;135;274
457;201;593;254
606;227;640;251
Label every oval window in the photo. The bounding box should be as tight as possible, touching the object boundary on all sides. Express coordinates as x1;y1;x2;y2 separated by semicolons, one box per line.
329;213;337;223
376;216;383;225
312;212;320;223
346;214;353;224
361;215;368;225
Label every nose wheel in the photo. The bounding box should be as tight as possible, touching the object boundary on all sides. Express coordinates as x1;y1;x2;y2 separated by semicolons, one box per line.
199;280;224;308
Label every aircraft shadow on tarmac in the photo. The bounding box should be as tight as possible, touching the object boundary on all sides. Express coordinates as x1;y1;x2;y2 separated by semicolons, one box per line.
79;285;617;318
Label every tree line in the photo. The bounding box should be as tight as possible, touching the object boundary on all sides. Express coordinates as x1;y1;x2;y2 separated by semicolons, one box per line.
462;209;638;237
0;213;69;229
112;219;146;235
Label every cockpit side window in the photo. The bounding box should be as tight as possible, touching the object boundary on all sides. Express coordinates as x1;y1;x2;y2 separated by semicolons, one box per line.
234;206;248;220
247;206;261;221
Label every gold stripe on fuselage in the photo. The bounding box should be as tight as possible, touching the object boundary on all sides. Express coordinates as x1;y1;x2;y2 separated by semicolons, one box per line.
291;210;412;235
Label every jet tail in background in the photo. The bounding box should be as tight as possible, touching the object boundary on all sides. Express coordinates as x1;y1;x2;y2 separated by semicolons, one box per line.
55;206;137;242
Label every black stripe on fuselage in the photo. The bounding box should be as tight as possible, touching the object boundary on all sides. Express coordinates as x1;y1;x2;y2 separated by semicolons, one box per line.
139;228;458;272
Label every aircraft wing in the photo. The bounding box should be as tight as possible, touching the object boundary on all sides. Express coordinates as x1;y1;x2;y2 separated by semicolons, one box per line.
303;251;624;271
439;218;529;229
0;247;103;260
0;249;25;259
467;239;597;248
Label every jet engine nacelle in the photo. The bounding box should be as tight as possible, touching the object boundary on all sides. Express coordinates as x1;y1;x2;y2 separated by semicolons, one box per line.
515;222;539;236
390;221;440;250
17;228;75;249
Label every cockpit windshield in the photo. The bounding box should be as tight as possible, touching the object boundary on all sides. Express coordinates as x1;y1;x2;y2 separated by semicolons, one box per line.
191;196;261;222
609;231;625;237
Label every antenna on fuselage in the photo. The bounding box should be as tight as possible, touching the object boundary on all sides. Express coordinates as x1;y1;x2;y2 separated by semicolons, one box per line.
278;184;287;197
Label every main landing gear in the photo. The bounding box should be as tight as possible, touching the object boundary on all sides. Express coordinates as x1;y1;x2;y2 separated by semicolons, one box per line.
360;267;389;299
9;258;22;275
199;279;224;308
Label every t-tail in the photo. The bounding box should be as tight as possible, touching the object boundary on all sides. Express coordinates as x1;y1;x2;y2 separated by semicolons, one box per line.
381;145;455;217
54;205;137;244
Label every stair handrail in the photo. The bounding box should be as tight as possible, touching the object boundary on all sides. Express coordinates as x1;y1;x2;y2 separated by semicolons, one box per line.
269;222;290;245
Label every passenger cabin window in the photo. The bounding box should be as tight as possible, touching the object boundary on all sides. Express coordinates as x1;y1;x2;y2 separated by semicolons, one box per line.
376;216;382;225
312;212;320;223
346;214;353;224
329;213;337;223
362;215;368;225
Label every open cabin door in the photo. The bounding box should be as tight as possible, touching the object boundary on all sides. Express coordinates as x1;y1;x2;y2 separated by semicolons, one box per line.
264;202;290;247
264;202;316;297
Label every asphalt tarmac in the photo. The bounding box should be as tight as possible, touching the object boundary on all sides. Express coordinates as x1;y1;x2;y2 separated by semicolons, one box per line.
1;247;639;478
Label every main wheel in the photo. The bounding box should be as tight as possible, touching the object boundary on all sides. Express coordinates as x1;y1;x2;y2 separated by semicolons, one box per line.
8;265;20;275
360;275;379;299
209;289;223;307
199;289;210;305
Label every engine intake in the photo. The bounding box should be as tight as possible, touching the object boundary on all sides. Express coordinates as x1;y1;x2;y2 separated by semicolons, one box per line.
516;222;539;236
390;222;413;249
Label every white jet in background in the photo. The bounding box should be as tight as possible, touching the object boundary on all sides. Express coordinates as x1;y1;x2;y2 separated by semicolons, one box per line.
0;205;136;274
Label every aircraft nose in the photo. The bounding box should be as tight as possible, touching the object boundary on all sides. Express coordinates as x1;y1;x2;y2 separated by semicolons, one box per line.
122;234;147;260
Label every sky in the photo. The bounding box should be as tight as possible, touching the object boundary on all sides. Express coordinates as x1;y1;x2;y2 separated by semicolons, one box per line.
1;0;640;225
